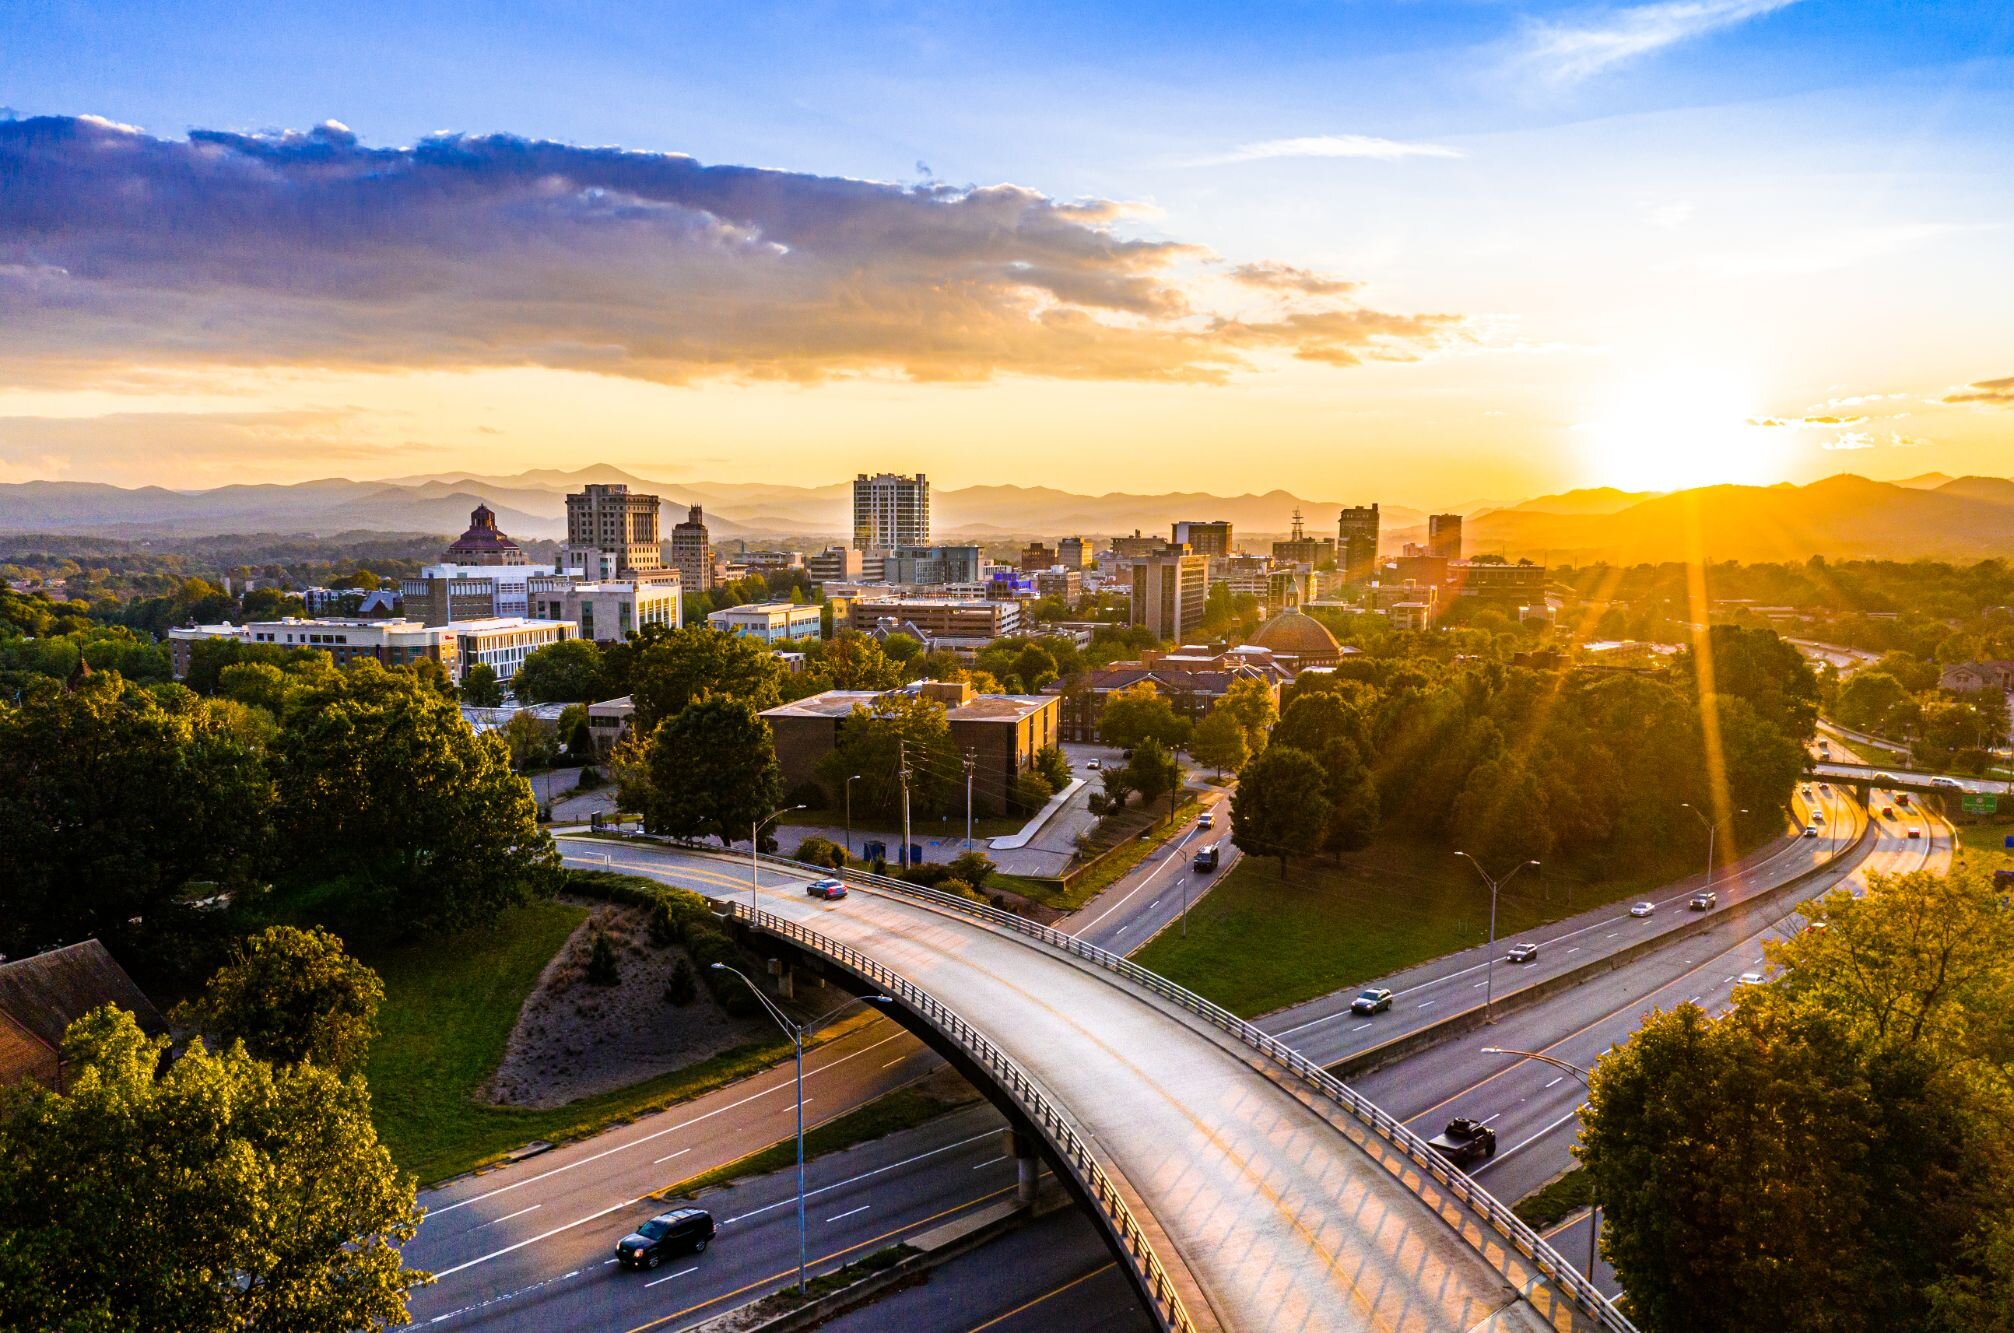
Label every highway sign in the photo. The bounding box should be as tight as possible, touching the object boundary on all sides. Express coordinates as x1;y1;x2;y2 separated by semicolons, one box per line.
1961;793;1998;815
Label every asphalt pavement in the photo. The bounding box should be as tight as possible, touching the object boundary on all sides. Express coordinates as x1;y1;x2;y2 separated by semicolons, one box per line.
1062;784;1239;952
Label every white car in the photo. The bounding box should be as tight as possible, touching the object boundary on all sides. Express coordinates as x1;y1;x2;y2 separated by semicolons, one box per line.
1931;776;1961;789
1085;758;1101;771
1629;902;1655;918
1197;811;1215;828
1736;971;1765;987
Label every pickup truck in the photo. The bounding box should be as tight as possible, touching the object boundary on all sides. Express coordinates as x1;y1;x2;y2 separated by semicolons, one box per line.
1427;1118;1497;1167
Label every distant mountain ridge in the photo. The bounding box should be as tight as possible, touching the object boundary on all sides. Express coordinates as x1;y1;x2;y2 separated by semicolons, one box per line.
2;466;2011;563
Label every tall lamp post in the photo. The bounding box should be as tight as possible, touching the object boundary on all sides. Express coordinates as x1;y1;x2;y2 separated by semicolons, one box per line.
752;804;807;912
1680;802;1747;890
1454;853;1539;1023
843;774;863;860
710;966;888;1295
1480;1047;1599;1282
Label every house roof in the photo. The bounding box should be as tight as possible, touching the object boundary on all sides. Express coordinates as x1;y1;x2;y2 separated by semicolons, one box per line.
0;940;165;1053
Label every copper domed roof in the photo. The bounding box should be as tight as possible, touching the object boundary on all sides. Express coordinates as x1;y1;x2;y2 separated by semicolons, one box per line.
1246;608;1342;664
446;503;522;555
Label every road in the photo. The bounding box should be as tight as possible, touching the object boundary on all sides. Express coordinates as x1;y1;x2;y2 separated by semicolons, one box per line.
1062;784;1240;952
1257;784;1861;1066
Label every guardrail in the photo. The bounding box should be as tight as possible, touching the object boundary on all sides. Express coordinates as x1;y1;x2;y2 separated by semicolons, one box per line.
734;848;1637;1332
727;903;1200;1333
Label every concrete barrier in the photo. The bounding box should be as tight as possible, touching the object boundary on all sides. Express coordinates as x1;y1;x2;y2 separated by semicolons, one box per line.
1327;816;1877;1082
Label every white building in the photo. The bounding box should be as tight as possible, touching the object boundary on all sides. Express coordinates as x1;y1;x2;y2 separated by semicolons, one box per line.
707;601;823;644
452;617;578;683
528;573;681;643
401;562;560;624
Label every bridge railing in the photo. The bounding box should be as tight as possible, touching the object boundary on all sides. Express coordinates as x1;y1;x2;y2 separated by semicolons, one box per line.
741;849;1637;1332
727;902;1200;1333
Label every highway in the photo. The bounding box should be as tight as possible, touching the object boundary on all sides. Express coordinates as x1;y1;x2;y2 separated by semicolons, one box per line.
1063;787;1240;952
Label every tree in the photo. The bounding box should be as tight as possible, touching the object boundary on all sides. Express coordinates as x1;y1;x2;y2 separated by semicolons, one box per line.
459;661;503;706
813;631;902;691
1217;676;1279;751
1124;738;1185;823
511;639;606;703
177;926;383;1075
0;1007;427;1332
587;928;620;985
638;697;785;846
1836;669;1913;734
500;709;561;775
1033;744;1072;790
948;849;997;887
274;662;556;933
665;958;697;1006
1009;643;1059;692
1230;745;1330;873
606;625;787;730
881;632;925;666
813;693;960;820
1098;684;1193;751
1013;769;1056;814
1190;708;1249;776
0;671;273;964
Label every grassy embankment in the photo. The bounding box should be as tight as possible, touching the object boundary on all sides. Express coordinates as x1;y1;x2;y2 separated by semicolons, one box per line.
361;899;797;1184
1133;834;1702;1017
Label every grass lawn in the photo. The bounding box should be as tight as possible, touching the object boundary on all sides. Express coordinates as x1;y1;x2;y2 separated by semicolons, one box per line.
1953;816;2014;871
1132;835;1695;1017
1012;795;1201;914
361;899;796;1185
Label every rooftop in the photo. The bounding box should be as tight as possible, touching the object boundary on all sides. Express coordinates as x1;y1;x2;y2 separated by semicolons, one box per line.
762;685;1052;724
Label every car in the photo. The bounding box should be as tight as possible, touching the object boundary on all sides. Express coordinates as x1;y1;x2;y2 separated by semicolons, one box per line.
806;877;848;900
1350;987;1393;1015
1085;758;1101;770
1192;843;1220;872
615;1208;715;1270
1629;902;1655;918
1197;811;1215;828
1908;827;1923;840
1505;942;1539;964
1881;805;1894;817
1736;971;1765;987
1931;775;1961;789
1874;772;1896;785
1819;784;1831;794
1427;1118;1497;1167
1803;827;1819;838
1800;786;1813;797
1689;891;1717;910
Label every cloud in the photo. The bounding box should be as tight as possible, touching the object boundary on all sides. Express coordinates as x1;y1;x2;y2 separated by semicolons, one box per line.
0;115;1457;389
0;407;413;482
1201;135;1462;165
1517;0;1801;85
1228;262;1360;297
1944;375;2014;406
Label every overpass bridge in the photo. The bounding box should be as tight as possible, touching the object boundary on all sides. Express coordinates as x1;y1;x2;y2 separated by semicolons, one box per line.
1805;759;2005;803
594;839;1633;1332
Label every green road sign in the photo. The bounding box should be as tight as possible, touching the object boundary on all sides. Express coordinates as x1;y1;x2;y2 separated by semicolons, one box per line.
1962;793;1998;815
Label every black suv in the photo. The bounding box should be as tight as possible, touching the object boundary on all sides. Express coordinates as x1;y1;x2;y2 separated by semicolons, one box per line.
1427;1118;1497;1168
615;1208;715;1270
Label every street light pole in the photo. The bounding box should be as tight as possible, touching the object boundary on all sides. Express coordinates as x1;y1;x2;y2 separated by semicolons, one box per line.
752;804;807;913
844;775;862;860
1454;853;1539;1023
708;967;889;1295
1481;1046;1599;1281
1680;802;1747;888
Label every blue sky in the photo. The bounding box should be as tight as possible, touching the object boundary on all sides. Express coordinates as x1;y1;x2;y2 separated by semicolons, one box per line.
4;2;2012;498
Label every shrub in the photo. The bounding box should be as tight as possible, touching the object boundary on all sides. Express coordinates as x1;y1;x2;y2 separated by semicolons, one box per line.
587;929;620;986
665;958;697;1006
794;835;847;869
948;850;996;887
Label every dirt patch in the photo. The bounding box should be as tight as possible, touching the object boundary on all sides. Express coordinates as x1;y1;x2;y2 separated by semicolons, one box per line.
484;902;771;1110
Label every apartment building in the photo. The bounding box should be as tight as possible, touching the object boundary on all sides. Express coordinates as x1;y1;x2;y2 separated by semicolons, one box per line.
1337;504;1381;583
852;472;930;551
668;504;714;591
1126;549;1209;642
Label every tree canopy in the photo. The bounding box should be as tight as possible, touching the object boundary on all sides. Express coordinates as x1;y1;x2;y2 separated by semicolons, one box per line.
176;926;383;1075
638;697;786;846
605;624;788;730
510;638;607;703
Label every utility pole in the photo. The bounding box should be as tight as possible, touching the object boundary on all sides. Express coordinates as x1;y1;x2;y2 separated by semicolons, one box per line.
963;750;975;852
899;739;912;870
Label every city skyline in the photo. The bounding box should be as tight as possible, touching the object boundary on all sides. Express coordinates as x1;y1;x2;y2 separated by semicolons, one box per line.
4;2;2011;499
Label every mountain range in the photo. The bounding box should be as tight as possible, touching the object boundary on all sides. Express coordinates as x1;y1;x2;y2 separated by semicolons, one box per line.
3;466;2012;565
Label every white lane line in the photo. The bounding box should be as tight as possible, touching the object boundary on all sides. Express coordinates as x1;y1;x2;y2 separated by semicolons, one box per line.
1475;1108;1583;1173
1543;1076;1563;1089
1352;1023;1373;1031
603;1258;618;1265
1070;824;1199;932
1480;1112;1504;1125
1472;981;1487;989
470;1203;541;1230
1566;947;1580;954
720;1129;1000;1225
881;1057;905;1068
1417;1000;1436;1010
973;1157;1006;1170
1687;995;1701;1005
826;1205;871;1222
653;1148;691;1165
426;1031;908;1216
433;1195;646;1278
644;1267;698;1288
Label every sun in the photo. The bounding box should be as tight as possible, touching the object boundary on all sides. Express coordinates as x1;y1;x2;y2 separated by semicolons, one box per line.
1575;369;1789;492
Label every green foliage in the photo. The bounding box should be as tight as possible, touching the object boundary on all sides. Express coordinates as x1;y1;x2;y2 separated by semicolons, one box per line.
1012;768;1055;814
1097;683;1194;750
665;957;698;1006
586;928;620;986
500;709;561;772
1123;737;1184;815
603;624;787;730
178;925;383;1075
1190;707;1250;775
0;1007;426;1332
1217;676;1279;750
807;630;902;691
1231;744;1331;872
636;696;786;847
948;849;997;887
1033;743;1072;789
511;638;607;703
274;662;557;933
459;661;503;706
0;671;273;964
814;692;960;819
1837;669;1914;733
794;835;848;869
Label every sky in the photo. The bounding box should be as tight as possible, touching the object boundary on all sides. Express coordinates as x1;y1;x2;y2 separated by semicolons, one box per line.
2;0;2011;506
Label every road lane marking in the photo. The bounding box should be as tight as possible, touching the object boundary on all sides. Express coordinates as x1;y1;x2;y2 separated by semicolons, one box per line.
1353;1023;1373;1031
644;1267;698;1288
881;1057;905;1068
1416;1000;1436;1010
652;1149;691;1165
1475;1108;1582;1172
961;1262;1120;1333
470;1203;541;1230
826;1205;871;1222
720;1130;1000;1225
972;1157;1006;1169
434;1195;647;1278
1543;1076;1563;1089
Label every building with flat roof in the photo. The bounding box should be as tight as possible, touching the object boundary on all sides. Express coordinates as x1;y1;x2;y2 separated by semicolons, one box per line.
1019;542;1058;572
566;483;662;575
1271;509;1334;569
174;617;461;678
586;695;637;756
848;597;1020;642
760;680;1059;816
668;504;715;592
1126;549;1209;643
853;472;930;551
443;503;528;566
1337;504;1380;583
450;617;577;683
807;545;869;584
883;544;981;587
402;562;563;626
708;601;823;644
1171;521;1233;558
529;574;682;642
1034;568;1083;601
1056;536;1095;570
1428;513;1463;560
1452;559;1547;604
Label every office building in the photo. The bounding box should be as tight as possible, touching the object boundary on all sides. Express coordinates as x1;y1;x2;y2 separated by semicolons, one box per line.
1056;536;1095;570
1428;513;1463;560
1019;542;1058;572
182;618;461;678
1271;509;1334;568
1171;521;1233;559
1034;568;1083;601
849;597;1021;642
668;504;714;592
883;544;981;586
707;602;823;645
529;573;682;643
452;617;578;683
853;472;930;551
1126;549;1209;642
1452;560;1547;604
402;562;561;626
1111;530;1166;558
1337;504;1381;583
442;503;529;566
566;483;662;575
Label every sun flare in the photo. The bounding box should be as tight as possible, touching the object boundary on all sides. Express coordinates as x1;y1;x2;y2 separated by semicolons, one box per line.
1576;369;1788;492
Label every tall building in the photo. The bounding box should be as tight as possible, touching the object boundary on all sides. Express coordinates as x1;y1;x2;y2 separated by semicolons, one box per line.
565;483;662;575
1428;513;1463;560
1056;536;1094;569
852;472;930;551
669;504;714;592
443;503;528;566
1171;521;1233;559
1271;508;1334;568
1337;504;1381;583
1127;549;1209;643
